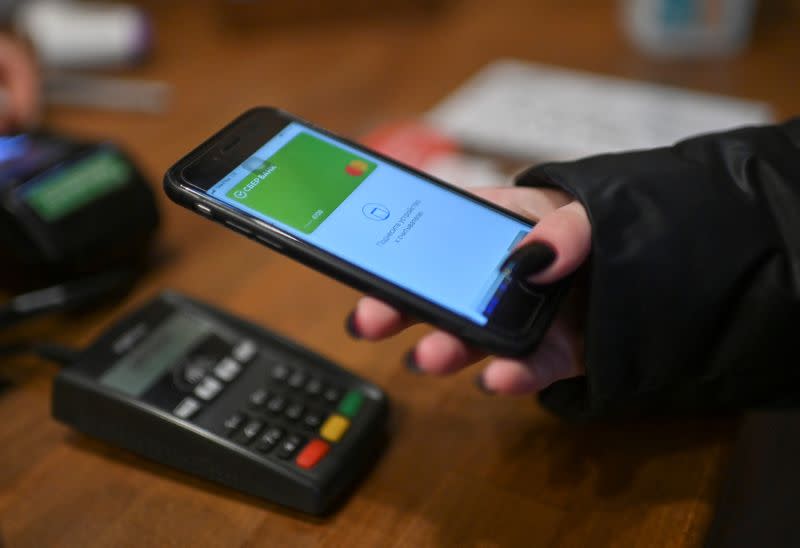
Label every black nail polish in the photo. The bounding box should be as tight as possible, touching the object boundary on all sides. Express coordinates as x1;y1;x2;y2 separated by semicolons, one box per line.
404;349;421;373
344;311;361;339
500;242;556;279
474;374;494;395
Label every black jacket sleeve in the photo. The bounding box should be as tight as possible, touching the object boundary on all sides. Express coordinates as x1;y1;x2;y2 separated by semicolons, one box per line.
516;118;800;420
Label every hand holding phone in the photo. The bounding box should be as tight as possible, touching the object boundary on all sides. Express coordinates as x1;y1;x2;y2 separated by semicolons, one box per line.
164;108;575;356
350;186;591;395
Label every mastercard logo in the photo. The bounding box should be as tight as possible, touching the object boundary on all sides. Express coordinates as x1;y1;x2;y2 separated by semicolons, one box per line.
345;159;369;176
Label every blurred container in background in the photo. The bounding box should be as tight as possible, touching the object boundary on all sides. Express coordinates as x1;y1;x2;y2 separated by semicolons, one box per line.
14;0;152;69
621;0;757;57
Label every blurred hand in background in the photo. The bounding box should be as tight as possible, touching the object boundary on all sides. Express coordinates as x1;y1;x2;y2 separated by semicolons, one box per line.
0;33;40;133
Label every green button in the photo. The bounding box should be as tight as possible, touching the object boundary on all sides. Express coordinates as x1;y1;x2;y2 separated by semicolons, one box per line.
337;390;363;418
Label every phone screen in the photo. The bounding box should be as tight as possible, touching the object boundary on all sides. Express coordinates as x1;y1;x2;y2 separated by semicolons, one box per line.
201;122;533;326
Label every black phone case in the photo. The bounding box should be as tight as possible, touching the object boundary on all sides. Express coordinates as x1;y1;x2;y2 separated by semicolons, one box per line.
163;107;569;357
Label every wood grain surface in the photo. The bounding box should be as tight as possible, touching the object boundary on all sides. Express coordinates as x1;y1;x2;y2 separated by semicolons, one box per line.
1;1;798;546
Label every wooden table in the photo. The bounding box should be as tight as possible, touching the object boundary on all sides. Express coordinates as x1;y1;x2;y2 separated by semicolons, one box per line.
1;1;798;546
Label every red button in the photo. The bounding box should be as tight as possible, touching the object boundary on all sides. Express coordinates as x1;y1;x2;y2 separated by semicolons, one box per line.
295;439;330;469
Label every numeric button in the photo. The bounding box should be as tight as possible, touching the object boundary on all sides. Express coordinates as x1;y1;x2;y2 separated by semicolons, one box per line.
223;412;245;436
323;386;341;404
305;377;323;396
236;419;263;444
287;370;306;389
276;434;305;459
254;427;283;453
248;388;269;407
266;395;286;413
270;363;290;382
303;411;323;430
285;402;304;421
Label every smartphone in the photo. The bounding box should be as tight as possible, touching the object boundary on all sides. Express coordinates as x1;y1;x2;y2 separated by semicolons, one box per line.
163;107;569;356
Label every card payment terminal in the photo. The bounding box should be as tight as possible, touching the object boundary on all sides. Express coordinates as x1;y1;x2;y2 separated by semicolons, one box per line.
52;291;389;515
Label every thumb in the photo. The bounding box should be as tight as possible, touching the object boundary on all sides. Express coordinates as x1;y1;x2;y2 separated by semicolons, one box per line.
502;201;591;285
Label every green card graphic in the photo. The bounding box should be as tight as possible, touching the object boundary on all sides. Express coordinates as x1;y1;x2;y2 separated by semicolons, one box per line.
226;132;376;234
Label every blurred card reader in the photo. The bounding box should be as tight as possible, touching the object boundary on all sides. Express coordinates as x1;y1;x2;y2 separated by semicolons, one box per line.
0;132;158;278
52;291;389;515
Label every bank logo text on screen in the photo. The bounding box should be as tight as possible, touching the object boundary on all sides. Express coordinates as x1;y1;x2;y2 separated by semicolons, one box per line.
226;132;375;234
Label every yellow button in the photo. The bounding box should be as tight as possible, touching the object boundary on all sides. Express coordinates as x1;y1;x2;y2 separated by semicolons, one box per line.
320;414;350;442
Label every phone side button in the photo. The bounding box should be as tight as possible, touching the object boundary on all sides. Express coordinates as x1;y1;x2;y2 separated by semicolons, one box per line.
195;203;213;216
225;220;252;236
254;235;283;251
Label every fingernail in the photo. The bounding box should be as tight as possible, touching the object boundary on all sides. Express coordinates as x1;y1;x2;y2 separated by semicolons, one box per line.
474;373;494;395
500;242;556;279
344;311;361;339
404;349;422;373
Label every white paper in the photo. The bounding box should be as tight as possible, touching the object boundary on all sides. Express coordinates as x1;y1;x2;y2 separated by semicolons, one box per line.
427;59;773;162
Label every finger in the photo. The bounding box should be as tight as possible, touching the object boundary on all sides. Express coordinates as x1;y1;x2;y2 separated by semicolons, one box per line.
348;187;578;339
478;325;583;395
0;37;40;131
409;330;486;375
505;201;591;285
349;296;415;340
